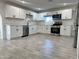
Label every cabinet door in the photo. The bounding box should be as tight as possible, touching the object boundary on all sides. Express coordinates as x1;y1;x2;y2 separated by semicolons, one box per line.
16;26;23;37
64;26;71;36
38;25;43;33
33;25;37;34
60;26;65;35
62;9;72;19
6;25;11;40
11;26;22;38
60;26;71;36
11;26;17;38
43;26;50;34
6;5;20;18
46;26;51;34
29;26;33;34
29;25;37;34
19;9;26;19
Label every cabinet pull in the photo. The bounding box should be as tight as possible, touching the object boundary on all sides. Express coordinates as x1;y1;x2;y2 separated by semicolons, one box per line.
16;29;19;31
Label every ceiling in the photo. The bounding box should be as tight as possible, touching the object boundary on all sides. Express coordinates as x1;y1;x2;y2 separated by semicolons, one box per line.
4;0;78;13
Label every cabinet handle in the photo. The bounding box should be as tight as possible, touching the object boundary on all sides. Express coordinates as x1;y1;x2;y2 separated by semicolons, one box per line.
16;29;19;31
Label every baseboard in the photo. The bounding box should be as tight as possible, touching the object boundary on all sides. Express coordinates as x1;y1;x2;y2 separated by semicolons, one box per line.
11;36;22;40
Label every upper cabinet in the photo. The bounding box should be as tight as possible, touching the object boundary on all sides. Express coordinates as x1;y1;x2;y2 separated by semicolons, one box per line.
62;9;72;19
43;9;72;20
5;5;27;19
5;5;20;18
19;8;27;19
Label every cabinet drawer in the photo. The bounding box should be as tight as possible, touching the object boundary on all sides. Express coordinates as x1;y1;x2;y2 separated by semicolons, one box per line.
11;26;22;38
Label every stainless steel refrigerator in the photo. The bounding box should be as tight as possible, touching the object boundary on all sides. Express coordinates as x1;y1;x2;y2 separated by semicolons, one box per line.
22;25;29;37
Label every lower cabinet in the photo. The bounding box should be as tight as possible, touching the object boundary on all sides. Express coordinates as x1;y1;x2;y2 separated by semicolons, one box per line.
60;25;72;36
29;25;38;34
38;25;43;33
29;25;51;34
6;25;23;40
43;25;51;34
38;25;51;34
11;26;23;38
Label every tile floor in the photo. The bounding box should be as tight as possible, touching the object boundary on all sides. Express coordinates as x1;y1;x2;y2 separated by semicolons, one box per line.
0;34;77;59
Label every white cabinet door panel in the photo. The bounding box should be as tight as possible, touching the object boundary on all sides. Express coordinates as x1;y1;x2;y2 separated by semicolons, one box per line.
38;25;43;33
29;25;37;34
64;26;71;36
60;26;71;36
44;26;51;34
6;5;19;18
62;9;72;19
19;9;26;19
11;26;17;38
11;26;22;38
16;26;23;37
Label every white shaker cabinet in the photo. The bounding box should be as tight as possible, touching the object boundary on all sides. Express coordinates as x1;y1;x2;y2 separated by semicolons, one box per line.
60;25;71;36
5;5;20;18
38;25;51;34
62;9;72;19
29;25;38;34
43;25;51;34
19;8;27;19
5;5;27;19
6;25;23;40
38;25;43;33
11;26;23;38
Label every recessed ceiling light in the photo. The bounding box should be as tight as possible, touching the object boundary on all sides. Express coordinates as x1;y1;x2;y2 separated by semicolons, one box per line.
20;1;26;4
35;8;44;10
61;3;73;6
16;0;32;4
63;3;68;6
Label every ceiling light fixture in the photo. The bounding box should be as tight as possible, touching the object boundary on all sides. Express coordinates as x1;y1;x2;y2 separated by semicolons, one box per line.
35;8;44;10
20;0;26;4
16;0;31;4
60;3;73;6
63;3;68;6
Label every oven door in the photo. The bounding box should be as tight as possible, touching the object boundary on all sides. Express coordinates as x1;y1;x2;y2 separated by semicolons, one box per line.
51;27;60;34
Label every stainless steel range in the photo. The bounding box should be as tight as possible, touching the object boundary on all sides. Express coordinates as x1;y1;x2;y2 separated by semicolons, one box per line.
51;22;62;35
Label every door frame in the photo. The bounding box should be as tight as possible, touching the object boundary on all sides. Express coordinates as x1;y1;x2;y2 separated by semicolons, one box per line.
74;3;79;48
